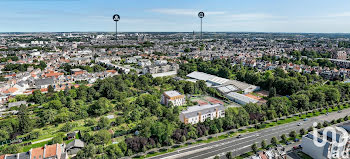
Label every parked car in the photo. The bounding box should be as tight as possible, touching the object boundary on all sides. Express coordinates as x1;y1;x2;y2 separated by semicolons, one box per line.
286;141;291;145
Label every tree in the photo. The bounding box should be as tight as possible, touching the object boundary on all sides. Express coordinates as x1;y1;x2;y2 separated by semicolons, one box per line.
290;94;310;110
269;87;277;98
28;130;42;140
1;144;22;154
60;122;76;132
218;67;231;79
31;90;44;104
37;61;47;70
281;134;287;143
93;130;111;145
251;143;258;153
98;117;110;129
90;97;114;116
105;144;124;158
271;137;278;146
214;156;220;159
0;130;9;141
76;144;97;159
308;126;313;132
118;141;127;155
300;128;306;135
225;151;232;159
48;100;63;110
289;131;297;139
261;140;267;149
18;104;32;133
41;109;57;125
48;85;55;93
52;136;63;144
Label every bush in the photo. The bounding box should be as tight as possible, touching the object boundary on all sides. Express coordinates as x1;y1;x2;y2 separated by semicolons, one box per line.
337;118;343;123
28;130;42;140
60;122;78;132
1;144;22;154
51;136;63;144
84;119;96;126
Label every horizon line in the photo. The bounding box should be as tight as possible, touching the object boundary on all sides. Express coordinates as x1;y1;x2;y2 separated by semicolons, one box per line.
1;31;350;34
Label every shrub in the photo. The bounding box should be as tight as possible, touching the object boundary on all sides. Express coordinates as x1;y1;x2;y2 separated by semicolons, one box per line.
60;122;78;132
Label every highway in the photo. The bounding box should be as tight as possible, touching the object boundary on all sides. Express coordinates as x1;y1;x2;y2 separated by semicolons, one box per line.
149;108;350;159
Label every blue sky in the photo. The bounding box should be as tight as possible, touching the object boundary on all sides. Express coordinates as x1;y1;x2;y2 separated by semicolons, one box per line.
1;0;350;33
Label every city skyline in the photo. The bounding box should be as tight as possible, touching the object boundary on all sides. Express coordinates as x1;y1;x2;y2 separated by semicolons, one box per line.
1;0;350;33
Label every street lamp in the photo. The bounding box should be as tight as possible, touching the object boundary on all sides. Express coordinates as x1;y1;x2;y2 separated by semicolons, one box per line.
198;12;205;43
113;14;120;41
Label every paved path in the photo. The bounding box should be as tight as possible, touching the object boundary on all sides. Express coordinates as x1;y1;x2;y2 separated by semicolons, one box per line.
32;137;53;144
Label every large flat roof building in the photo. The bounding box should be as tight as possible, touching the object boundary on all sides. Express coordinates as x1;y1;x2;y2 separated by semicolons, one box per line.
186;71;260;94
225;92;259;105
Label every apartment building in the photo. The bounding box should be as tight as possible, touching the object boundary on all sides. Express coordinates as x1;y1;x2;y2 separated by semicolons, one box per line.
179;104;225;125
161;90;186;107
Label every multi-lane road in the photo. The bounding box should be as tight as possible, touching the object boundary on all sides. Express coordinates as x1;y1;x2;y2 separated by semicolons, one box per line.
149;108;350;159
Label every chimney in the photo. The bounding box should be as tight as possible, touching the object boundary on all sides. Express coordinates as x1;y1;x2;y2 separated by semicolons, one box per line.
29;149;32;159
43;144;47;158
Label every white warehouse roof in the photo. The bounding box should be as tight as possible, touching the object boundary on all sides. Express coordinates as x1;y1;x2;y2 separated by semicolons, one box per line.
226;92;258;104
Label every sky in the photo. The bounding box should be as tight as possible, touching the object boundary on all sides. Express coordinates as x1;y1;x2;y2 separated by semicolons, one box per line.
1;0;350;33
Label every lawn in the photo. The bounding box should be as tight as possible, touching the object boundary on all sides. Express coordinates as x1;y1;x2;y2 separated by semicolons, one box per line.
22;140;50;152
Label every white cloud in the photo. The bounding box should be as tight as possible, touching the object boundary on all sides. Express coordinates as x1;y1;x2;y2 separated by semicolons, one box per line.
150;9;225;16
229;13;281;20
326;12;350;17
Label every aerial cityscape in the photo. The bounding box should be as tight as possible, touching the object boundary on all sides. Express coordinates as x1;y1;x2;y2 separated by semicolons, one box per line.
1;0;350;159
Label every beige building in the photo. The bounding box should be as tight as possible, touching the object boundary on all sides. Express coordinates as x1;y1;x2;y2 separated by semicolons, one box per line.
179;104;225;125
161;90;186;106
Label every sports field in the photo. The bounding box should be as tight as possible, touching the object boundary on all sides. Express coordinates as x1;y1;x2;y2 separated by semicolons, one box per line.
190;96;227;106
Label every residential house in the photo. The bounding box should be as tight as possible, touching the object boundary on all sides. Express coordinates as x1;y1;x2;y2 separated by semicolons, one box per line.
65;139;85;155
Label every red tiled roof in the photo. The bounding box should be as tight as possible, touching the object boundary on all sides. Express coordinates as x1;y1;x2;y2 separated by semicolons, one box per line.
31;147;44;159
44;72;63;78
40;88;48;93
258;152;268;159
106;70;117;73
3;87;18;94
45;144;60;158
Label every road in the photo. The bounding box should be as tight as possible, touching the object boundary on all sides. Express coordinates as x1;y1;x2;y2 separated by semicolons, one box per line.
149;108;350;159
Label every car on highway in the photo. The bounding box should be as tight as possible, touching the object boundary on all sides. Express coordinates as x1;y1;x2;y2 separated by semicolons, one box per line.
236;134;242;138
303;118;308;121
338;110;342;113
297;122;302;126
286;141;291;145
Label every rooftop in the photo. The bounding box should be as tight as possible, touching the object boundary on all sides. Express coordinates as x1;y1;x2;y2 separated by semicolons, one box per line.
164;90;182;97
181;104;225;118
